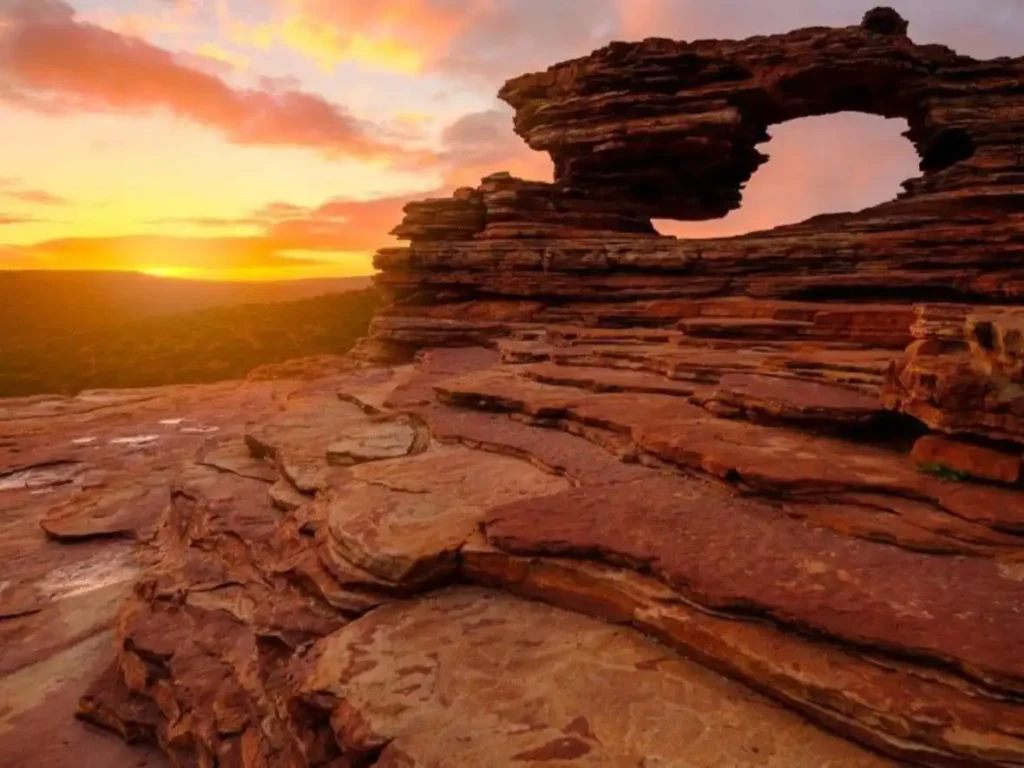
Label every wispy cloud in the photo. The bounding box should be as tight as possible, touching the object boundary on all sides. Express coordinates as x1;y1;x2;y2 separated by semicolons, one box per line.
0;0;417;161
265;0;620;80
146;189;437;251
0;177;69;206
0;187;445;278
0;213;38;225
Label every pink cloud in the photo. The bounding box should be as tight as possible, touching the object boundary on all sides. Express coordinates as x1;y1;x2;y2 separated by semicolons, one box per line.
0;0;411;161
147;190;445;254
438;108;553;186
263;190;445;252
0;177;69;206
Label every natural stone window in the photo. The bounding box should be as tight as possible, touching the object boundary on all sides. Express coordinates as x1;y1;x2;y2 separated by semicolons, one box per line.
657;113;919;239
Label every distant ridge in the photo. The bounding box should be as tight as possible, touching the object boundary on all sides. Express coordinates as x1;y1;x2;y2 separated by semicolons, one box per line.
0;287;379;397
0;270;374;332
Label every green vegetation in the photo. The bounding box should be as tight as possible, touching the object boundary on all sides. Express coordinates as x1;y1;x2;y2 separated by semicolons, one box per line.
0;289;379;397
917;462;972;482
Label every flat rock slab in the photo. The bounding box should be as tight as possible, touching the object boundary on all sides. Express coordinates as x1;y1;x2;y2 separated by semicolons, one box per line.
911;434;1023;485
461;541;1024;766
700;373;883;425
326;419;417;465
522;362;698;396
298;587;894;768
326;446;569;584
244;394;373;492
40;481;169;541
500;337;893;393
336;365;417;413
416;403;648;486
0;373;359;618
196;441;280;483
383;347;501;409
438;369;1024;533
485;475;1024;694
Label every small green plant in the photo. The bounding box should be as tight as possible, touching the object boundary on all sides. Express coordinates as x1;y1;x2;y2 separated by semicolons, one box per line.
918;463;972;483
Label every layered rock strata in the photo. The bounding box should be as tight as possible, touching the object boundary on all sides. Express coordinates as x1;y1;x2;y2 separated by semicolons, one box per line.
0;343;1019;766
367;10;1024;456
10;346;1012;768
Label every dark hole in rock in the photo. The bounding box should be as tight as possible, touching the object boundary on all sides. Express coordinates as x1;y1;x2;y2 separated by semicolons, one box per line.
973;320;997;351
856;411;931;452
920;128;976;173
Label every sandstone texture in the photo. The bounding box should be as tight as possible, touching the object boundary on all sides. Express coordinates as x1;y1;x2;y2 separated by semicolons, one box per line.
3;7;1024;768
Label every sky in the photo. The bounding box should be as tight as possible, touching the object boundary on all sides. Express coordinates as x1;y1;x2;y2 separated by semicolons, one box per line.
0;1;1021;281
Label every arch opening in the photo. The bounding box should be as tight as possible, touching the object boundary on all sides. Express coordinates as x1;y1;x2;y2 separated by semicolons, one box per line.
654;112;920;240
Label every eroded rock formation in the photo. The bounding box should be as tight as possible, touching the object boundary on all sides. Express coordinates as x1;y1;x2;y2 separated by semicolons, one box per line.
3;7;1024;768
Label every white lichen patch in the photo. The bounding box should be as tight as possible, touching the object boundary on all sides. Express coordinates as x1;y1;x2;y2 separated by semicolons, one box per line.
34;544;139;602
180;425;220;434
109;435;160;447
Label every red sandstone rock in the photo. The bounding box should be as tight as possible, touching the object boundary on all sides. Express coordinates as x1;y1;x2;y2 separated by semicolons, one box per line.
0;344;1020;767
296;587;893;768
462;541;1024;767
484;475;1024;694
498;9;1017;221
696;373;883;427
912;434;1023;485
885;327;1024;445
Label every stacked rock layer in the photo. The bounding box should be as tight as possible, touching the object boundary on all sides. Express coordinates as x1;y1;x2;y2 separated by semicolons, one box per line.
2;7;1021;768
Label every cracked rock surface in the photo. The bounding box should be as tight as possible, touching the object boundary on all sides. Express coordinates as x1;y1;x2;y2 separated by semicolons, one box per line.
0;341;1020;767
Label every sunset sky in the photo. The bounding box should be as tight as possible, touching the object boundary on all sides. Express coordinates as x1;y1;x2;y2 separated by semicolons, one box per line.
1;0;1022;281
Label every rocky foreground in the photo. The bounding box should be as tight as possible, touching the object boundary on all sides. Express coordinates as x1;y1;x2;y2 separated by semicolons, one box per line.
2;7;1024;768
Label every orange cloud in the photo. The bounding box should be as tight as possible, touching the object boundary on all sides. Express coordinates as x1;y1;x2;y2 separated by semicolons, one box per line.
264;190;444;252
193;42;251;73
0;214;37;225
150;189;436;252
0;177;68;206
270;0;476;73
265;0;621;80
0;188;445;279
437;108;553;186
0;0;409;161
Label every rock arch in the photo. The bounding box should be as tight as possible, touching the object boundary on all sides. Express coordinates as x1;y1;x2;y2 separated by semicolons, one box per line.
498;7;993;221
370;5;1024;449
658;112;919;239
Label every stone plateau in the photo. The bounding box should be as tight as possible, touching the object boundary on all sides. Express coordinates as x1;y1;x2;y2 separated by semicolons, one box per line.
2;7;1024;768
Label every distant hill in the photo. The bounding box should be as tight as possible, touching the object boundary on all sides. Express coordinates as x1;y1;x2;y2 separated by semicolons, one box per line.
0;270;374;334
0;273;380;397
